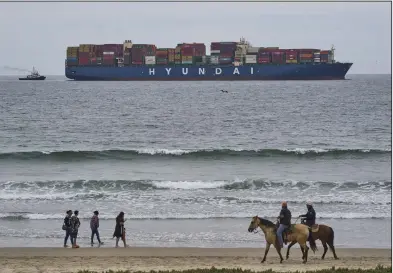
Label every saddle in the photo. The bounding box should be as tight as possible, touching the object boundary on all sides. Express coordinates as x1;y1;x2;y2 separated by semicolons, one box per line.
275;223;295;245
301;219;319;233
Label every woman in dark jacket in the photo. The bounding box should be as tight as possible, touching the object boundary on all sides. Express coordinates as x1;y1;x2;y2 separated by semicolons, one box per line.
63;210;73;247
113;212;127;247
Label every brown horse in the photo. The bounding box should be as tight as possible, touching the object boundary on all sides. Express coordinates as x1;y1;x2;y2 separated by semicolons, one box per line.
286;223;339;260
248;216;317;264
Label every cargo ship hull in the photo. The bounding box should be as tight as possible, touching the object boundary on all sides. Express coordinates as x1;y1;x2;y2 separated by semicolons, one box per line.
65;62;352;81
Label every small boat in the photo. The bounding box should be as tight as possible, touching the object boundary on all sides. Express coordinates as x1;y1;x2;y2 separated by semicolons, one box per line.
19;67;46;80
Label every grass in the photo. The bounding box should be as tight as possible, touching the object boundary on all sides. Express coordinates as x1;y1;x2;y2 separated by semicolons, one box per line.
77;265;392;273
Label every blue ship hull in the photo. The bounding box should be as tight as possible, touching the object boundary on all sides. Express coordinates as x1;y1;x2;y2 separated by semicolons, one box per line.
65;63;353;81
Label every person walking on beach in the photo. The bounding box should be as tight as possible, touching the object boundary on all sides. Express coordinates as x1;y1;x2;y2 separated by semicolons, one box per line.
90;210;103;246
70;210;81;248
299;201;316;227
62;210;73;248
276;201;291;248
113;211;127;248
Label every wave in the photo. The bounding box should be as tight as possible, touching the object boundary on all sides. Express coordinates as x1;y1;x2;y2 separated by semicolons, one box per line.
1;178;391;193
0;212;389;221
0;148;390;161
0;179;390;205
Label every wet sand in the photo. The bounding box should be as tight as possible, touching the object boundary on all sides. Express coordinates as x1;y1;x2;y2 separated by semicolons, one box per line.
0;247;391;273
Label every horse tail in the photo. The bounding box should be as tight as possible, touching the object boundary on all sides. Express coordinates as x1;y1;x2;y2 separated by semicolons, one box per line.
308;229;318;253
328;226;335;246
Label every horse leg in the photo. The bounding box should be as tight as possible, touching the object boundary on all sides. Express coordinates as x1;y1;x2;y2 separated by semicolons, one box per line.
261;243;271;263
298;238;309;264
303;243;309;264
321;241;328;260
299;245;305;261
274;244;284;263
286;241;296;260
327;241;339;260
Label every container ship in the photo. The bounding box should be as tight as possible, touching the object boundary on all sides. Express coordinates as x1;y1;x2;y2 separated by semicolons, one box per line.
65;38;353;81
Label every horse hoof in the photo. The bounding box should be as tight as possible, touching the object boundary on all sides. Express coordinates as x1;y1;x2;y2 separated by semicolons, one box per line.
335;257;340;260
280;260;283;264
286;256;289;260
321;257;325;260
303;261;307;264
261;260;265;264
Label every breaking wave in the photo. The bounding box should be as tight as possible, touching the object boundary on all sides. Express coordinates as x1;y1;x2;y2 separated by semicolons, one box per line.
0;212;388;221
0;148;390;161
0;178;391;193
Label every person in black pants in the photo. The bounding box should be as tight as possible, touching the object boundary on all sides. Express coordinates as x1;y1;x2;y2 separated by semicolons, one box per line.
63;210;73;248
90;210;103;246
70;210;81;248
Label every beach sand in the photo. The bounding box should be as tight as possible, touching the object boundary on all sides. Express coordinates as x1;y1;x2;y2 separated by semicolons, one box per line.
0;247;390;273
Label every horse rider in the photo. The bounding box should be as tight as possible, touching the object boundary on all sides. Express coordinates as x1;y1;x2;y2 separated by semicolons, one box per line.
276;201;291;248
299;201;316;227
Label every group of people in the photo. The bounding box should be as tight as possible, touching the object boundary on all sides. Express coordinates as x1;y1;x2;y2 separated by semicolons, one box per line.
62;210;127;248
276;201;316;248
63;203;315;249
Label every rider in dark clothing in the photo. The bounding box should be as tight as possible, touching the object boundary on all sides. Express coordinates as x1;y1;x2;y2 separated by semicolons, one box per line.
299;201;316;227
276;201;292;248
279;204;292;226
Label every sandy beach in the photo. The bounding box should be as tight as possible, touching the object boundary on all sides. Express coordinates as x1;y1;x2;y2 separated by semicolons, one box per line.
0;247;390;273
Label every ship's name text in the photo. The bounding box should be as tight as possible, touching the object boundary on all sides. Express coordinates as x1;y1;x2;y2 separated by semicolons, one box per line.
147;67;254;76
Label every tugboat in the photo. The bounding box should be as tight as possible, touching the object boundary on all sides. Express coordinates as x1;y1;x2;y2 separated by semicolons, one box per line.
19;67;46;80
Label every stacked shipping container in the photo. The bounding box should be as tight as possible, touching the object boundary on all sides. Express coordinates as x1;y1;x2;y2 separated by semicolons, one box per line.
211;42;237;65
131;44;156;65
156;48;169;65
65;40;335;67
66;47;79;66
78;44;95;65
271;51;285;64
320;50;332;63
298;49;319;63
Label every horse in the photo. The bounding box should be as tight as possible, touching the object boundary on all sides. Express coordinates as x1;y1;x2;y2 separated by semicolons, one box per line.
286;221;339;260
248;216;317;264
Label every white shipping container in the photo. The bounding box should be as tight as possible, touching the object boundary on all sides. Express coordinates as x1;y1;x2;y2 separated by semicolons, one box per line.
103;52;115;55
245;59;257;64
210;56;219;61
210;60;219;64
145;56;156;62
210;50;220;54
247;47;259;53
245;55;257;59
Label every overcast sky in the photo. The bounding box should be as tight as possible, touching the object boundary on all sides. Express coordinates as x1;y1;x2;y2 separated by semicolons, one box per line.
0;1;390;75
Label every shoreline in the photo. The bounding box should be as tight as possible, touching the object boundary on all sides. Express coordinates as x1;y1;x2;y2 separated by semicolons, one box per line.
0;247;391;273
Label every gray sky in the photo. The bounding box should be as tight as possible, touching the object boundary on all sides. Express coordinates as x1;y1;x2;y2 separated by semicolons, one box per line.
0;1;391;75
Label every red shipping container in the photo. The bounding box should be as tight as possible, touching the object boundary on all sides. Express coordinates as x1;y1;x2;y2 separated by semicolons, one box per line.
78;57;89;65
181;47;194;55
95;45;104;57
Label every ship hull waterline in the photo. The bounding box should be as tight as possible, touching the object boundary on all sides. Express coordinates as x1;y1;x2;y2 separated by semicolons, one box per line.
19;76;46;81
65;63;353;81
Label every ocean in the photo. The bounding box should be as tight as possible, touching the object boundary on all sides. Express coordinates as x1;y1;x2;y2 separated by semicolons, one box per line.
0;74;391;249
